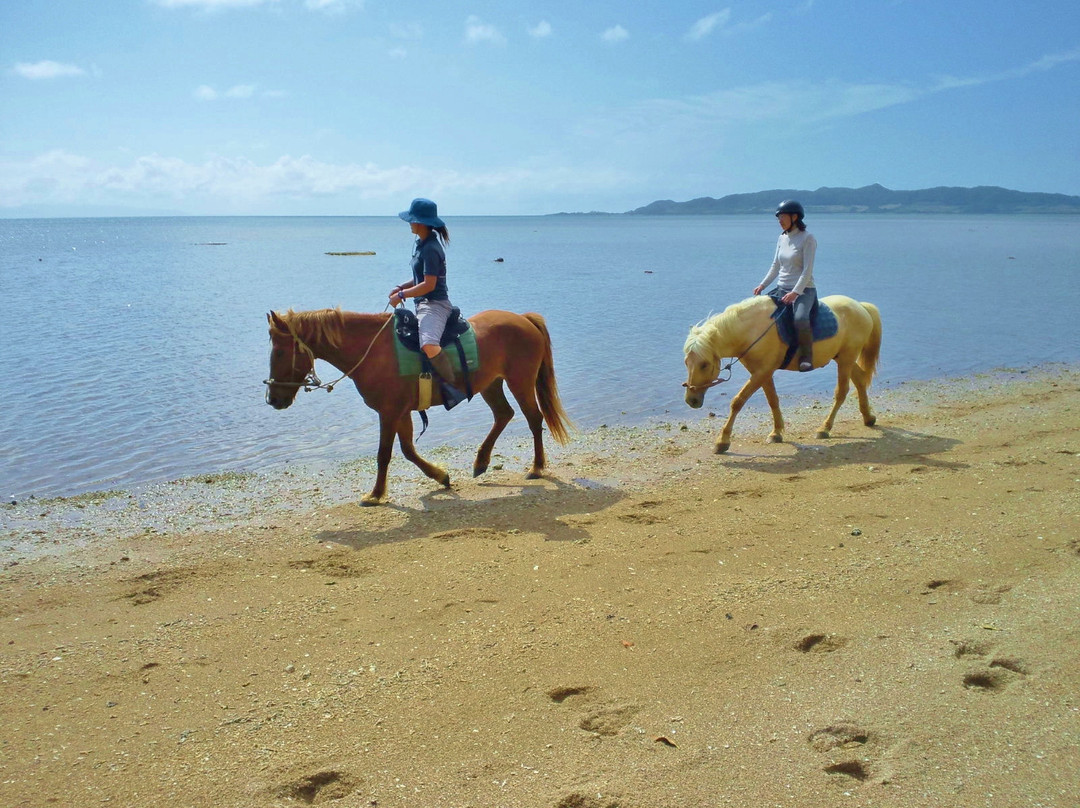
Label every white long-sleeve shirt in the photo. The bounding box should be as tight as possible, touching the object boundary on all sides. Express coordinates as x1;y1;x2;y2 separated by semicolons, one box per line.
758;229;817;294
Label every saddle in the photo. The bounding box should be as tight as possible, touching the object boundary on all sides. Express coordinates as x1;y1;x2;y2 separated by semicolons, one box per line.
391;307;477;425
393;306;471;352
767;291;839;368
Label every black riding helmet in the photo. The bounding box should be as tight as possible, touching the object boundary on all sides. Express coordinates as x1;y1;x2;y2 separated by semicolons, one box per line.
775;199;805;219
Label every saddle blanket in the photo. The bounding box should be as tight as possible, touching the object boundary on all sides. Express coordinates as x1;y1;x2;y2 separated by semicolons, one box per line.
392;308;480;377
772;300;839;346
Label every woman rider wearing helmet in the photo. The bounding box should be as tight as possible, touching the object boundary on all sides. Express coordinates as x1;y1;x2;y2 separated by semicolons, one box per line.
753;200;818;372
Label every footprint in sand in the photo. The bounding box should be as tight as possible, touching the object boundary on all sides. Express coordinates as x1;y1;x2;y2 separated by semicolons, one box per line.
962;657;1029;692
275;769;360;804
808;723;878;784
547;685;593;704
794;632;848;653
578;704;640;737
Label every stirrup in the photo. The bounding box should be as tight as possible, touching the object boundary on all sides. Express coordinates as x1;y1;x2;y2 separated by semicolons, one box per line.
440;382;467;410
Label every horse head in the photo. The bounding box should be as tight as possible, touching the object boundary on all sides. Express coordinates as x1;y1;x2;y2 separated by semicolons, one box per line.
265;310;315;410
683;348;721;409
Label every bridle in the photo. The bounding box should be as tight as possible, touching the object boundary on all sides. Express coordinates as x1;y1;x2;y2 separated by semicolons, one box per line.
263;306;396;399
682;303;786;393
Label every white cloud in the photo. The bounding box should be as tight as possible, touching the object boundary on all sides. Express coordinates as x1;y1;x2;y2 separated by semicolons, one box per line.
388;47;408;60
601;25;629;43
13;60;86;79
194;83;279;100
225;84;256;98
0;150;632;213
152;0;276;9
686;11;731;41
305;0;362;12
529;20;552;39
465;16;505;46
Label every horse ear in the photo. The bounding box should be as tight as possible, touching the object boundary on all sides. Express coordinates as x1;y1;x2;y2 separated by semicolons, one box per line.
268;311;287;332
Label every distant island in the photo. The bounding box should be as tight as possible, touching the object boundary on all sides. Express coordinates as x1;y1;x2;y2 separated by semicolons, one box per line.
613;184;1080;215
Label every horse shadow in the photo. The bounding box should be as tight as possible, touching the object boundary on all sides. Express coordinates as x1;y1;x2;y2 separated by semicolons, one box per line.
313;475;624;549
720;425;966;476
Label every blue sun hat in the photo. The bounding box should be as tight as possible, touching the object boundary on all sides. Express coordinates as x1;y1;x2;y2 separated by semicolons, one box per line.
398;198;445;228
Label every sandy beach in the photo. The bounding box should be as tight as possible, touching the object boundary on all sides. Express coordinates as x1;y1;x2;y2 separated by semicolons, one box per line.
2;367;1078;808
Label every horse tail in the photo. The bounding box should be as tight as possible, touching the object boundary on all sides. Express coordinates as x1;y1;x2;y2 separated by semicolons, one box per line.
524;313;574;445
858;302;882;383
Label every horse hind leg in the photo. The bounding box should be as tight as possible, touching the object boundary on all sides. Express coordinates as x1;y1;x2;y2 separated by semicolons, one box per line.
817;359;854;439
473;380;515;477
850;363;877;427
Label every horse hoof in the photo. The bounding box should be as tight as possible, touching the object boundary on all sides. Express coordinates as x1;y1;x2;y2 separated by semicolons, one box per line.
473;464;488;478
816;430;831;439
865;415;877;427
525;470;544;480
767;434;783;444
714;442;730;454
360;494;386;507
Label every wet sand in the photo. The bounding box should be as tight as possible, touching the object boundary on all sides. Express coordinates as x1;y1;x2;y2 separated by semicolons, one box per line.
1;367;1078;807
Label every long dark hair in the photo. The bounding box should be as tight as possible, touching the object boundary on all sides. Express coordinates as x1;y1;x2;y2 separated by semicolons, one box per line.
432;225;450;245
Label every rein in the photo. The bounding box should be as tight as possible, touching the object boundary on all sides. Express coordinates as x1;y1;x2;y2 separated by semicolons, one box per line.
683;303;787;392
264;305;396;394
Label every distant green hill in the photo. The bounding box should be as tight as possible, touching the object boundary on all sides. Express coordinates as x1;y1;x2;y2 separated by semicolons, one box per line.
625;184;1080;215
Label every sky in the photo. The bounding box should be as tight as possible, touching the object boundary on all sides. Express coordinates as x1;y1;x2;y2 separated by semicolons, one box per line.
2;0;1079;217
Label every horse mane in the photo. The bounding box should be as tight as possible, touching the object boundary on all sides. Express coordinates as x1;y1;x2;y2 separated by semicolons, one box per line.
272;307;348;349
683;297;764;359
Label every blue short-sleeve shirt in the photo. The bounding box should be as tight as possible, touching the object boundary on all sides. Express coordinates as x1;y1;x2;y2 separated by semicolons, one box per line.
410;235;449;302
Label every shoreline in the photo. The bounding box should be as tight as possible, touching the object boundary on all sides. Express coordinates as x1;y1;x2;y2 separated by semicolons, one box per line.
2;363;1073;562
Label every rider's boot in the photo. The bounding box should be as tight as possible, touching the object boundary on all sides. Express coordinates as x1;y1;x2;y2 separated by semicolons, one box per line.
427;350;467;410
796;323;814;372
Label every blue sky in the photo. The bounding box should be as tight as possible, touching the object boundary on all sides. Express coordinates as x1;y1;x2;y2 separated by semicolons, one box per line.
2;0;1078;216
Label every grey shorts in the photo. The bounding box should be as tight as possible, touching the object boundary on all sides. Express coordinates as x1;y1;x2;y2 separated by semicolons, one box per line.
416;299;453;348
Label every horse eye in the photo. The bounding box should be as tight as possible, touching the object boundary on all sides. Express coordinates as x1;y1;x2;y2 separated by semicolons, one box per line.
699;361;709;371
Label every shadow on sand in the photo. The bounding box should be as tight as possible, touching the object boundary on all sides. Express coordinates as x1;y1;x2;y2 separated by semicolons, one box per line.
313;475;625;550
717;425;967;476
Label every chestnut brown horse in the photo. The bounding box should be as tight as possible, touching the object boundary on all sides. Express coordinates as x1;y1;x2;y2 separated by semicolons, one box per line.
683;295;882;453
266;308;572;505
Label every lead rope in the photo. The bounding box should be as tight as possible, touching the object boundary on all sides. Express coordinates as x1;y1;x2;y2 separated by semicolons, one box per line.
684;301;788;392
267;304;396;392
311;304;397;392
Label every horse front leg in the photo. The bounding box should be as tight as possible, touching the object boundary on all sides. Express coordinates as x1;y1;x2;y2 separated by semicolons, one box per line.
395;411;451;488
760;375;785;444
361;413;398;506
817;358;853;439
715;374;766;454
473;380;514;477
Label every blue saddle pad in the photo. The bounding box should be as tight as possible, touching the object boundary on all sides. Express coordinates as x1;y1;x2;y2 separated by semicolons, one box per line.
772;300;839;346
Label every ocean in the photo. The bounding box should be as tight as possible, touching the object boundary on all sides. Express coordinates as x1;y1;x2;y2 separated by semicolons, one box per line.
1;213;1075;501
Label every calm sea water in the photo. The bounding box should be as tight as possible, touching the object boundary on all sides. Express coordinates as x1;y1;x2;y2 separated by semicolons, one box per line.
1;214;1075;500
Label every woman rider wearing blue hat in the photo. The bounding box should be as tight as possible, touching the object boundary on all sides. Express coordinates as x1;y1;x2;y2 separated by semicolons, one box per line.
389;198;467;409
753;199;818;372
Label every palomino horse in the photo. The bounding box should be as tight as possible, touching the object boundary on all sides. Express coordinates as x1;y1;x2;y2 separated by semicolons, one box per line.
683;295;882;453
266;308;572;505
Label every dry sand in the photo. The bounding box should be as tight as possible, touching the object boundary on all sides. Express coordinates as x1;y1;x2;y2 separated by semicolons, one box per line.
2;367;1078;808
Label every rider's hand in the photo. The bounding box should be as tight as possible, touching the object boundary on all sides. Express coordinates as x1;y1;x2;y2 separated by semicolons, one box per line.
753;285;764;295
781;291;798;305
